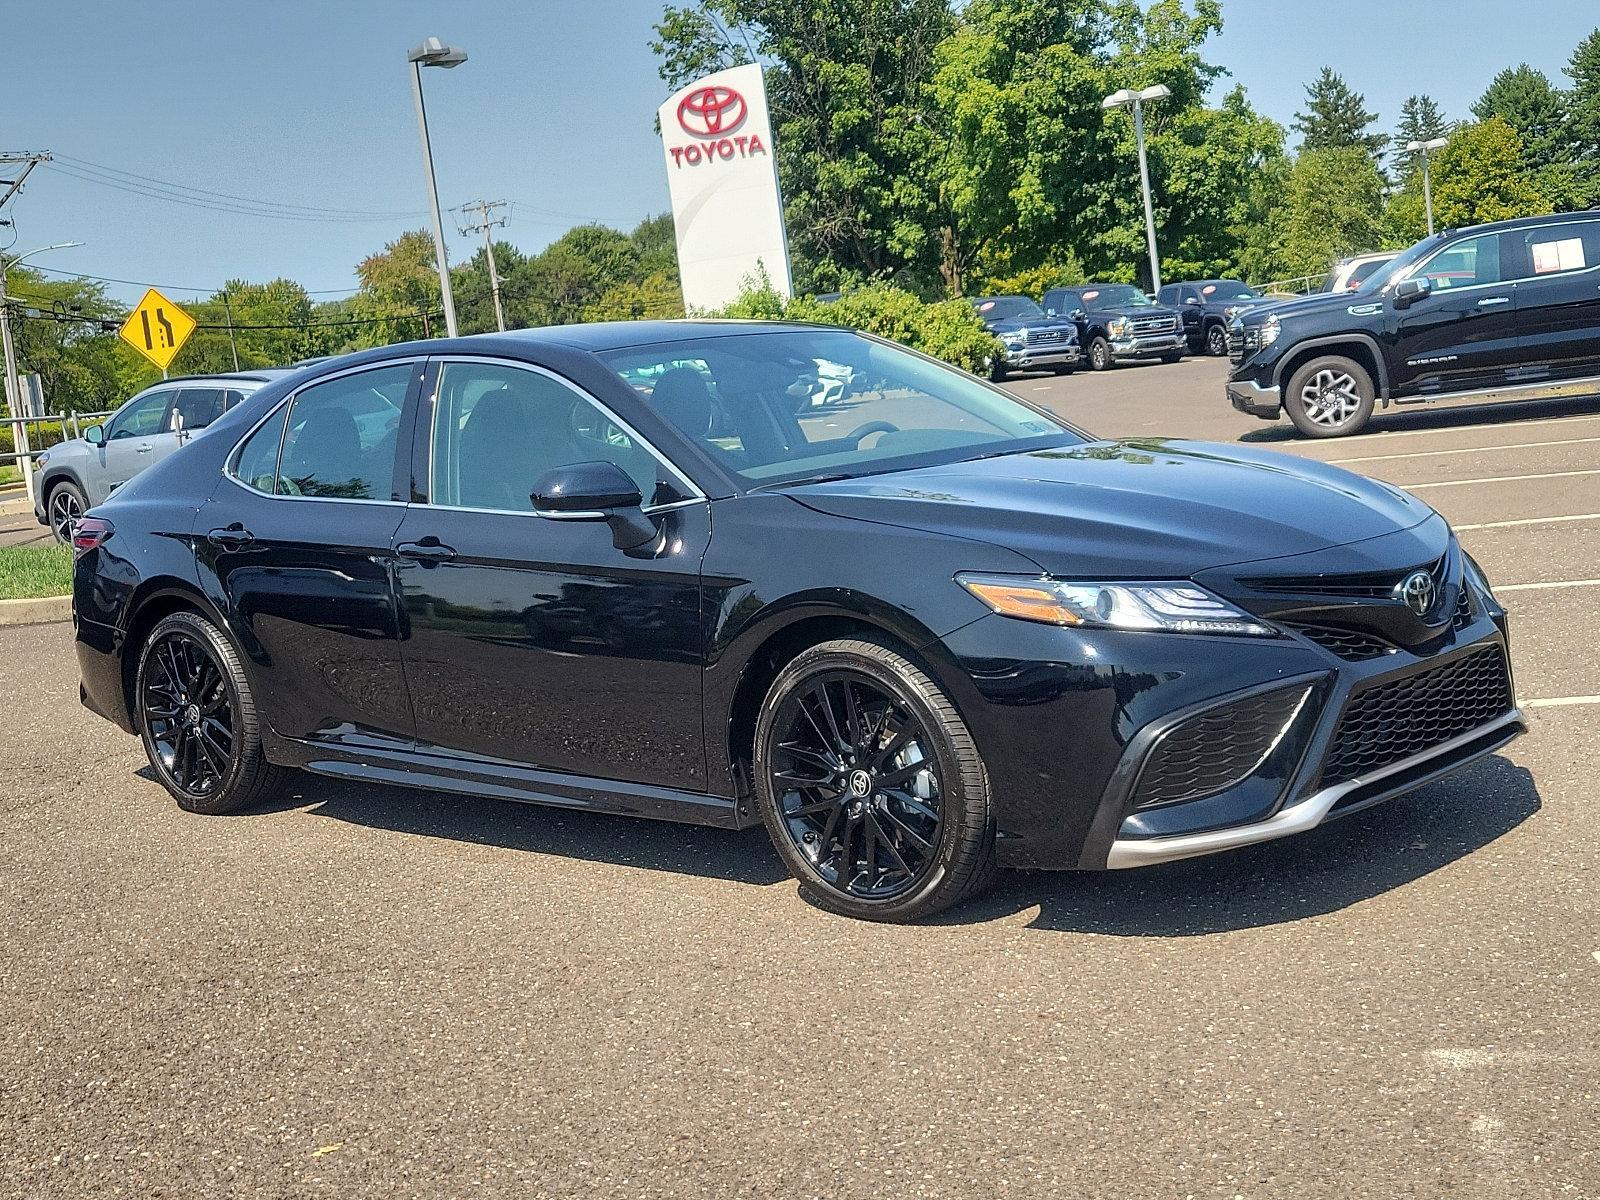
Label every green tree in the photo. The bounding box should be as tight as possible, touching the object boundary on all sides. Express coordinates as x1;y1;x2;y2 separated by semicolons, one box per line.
586;271;687;321
1394;94;1448;177
2;267;128;413
1473;64;1570;178
1271;146;1387;281
1428;116;1549;228
1293;67;1386;160
351;230;444;344
1567;26;1600;201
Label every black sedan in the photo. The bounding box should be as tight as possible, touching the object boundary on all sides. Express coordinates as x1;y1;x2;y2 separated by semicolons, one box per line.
71;322;1524;921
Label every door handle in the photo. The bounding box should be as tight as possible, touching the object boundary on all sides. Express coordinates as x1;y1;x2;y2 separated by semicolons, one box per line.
136;444;154;453
396;537;457;563
206;523;255;549
1476;296;1511;307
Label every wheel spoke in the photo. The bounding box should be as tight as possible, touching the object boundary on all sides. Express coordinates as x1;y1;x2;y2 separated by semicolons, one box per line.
872;813;916;877
773;768;834;791
884;787;938;824
778;740;837;771
878;804;935;853
809;683;847;753
841;681;864;752
860;812;879;891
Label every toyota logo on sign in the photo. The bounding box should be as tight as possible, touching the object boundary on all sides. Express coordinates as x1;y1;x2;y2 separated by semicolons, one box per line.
677;85;748;137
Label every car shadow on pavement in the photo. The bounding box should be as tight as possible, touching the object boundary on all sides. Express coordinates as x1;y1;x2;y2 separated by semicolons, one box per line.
1234;393;1600;445
260;772;793;888
945;754;1540;935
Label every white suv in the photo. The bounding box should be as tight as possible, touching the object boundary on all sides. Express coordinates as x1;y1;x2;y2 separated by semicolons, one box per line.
33;371;290;543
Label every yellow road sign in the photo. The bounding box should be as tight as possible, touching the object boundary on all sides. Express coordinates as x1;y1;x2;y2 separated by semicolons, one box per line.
118;288;196;371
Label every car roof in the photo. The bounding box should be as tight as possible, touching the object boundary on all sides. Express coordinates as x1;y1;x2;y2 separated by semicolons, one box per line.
142;369;292;388
1440;208;1600;239
972;295;1033;303
485;319;828;353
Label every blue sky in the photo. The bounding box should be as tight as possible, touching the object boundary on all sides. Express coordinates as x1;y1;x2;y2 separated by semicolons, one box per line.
9;0;1600;305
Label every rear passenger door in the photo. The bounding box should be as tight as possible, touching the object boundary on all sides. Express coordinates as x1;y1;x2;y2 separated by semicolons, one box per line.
1510;218;1600;384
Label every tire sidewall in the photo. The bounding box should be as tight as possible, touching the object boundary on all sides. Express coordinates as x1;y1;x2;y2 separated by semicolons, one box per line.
1088;336;1112;371
46;480;86;544
135;611;251;814
1206;324;1228;356
752;643;977;921
1285;354;1375;438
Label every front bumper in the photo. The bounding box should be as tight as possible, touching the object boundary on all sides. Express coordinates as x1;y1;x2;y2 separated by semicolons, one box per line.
1110;332;1184;361
1227;378;1282;419
1001;344;1080;371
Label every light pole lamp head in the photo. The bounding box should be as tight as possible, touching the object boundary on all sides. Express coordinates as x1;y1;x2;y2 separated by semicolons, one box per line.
1101;89;1136;110
1405;137;1448;152
409;37;467;68
1136;84;1172;103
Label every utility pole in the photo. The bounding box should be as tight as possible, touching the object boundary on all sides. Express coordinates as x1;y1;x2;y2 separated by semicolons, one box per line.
0;151;57;508
220;287;241;371
457;199;509;331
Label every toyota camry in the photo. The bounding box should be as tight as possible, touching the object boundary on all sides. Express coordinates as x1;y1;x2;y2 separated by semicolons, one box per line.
71;322;1524;921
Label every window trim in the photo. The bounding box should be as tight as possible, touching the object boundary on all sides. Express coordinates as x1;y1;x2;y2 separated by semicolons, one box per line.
223;358;423;507
415;354;707;517
1395;217;1600;293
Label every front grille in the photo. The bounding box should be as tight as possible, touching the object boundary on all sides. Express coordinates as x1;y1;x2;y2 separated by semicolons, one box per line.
1134;683;1311;809
1286;623;1397;661
1131;315;1178;335
1319;646;1512;786
1452;583;1473;631
1244;554;1453;613
1030;328;1070;346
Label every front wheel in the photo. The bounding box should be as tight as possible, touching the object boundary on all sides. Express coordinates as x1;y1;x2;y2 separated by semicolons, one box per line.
753;638;997;922
1284;354;1375;438
135;610;285;814
989;357;1007;382
1086;336;1113;371
46;480;86;545
1206;323;1229;357
1161;352;1184;364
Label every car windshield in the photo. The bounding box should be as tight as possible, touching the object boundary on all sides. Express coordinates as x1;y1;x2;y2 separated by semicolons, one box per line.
1079;285;1151;309
600;329;1082;488
1202;281;1259;301
972;296;1043;320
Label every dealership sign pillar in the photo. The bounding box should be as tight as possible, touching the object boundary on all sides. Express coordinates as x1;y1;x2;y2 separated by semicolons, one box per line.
659;63;793;312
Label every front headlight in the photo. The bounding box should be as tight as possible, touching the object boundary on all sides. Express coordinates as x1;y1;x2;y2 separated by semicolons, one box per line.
1259;313;1281;347
35;451;49;468
1002;332;1027;349
958;575;1275;637
1108;318;1131;338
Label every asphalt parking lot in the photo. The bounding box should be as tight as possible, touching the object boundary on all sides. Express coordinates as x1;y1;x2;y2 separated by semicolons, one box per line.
3;356;1597;1198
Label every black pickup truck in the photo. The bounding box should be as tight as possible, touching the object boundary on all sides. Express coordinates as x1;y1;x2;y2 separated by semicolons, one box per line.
1156;279;1275;357
1227;210;1600;437
1041;284;1185;370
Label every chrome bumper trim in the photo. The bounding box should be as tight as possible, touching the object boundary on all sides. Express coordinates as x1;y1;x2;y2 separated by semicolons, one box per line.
1104;708;1525;869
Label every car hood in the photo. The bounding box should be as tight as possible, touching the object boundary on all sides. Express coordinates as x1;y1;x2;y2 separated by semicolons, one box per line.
786;439;1436;577
1243;290;1363;322
985;316;1080;336
1085;304;1178;321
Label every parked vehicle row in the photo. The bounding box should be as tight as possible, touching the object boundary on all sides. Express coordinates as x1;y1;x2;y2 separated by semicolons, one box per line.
1227;209;1600;437
72;321;1521;921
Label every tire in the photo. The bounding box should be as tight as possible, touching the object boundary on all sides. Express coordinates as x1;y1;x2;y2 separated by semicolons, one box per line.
45;479;87;545
1161;352;1184;364
753;637;998;922
1086;336;1112;371
134;610;285;815
1284;354;1375;438
1053;364;1077;376
989;358;1007;382
1205;322;1229;357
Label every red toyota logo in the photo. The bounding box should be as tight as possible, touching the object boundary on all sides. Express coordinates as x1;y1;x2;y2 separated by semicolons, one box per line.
677;85;747;137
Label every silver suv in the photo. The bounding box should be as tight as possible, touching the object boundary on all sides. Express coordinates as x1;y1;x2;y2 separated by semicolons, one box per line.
34;371;290;542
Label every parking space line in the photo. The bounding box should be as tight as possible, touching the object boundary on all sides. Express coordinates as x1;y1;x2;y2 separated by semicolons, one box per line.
1406;467;1600;490
1522;695;1600;708
1455;511;1600;531
1330;435;1600;465
1293;410;1600;449
1497;578;1600;592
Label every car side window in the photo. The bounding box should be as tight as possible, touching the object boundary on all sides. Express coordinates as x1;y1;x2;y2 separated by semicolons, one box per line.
233;403;290;494
1156;286;1177;304
1522;221;1600;278
275;365;409;499
428;361;679;512
105;390;172;441
1415;233;1503;289
171;388;227;431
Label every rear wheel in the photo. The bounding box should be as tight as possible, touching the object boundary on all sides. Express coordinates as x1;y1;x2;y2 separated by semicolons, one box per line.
135;611;284;814
1086;336;1112;371
46;480;86;545
1205;322;1229;356
753;638;997;922
1284;354;1375;438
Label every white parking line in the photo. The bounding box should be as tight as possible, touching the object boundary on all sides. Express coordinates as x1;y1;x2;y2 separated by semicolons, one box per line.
1523;695;1600;709
1405;467;1600;490
1291;409;1600;450
1455;511;1600;531
1496;578;1600;592
1330;435;1600;465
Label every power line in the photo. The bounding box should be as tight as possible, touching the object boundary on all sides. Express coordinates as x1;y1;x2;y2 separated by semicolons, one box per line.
6;302;442;331
28;264;362;297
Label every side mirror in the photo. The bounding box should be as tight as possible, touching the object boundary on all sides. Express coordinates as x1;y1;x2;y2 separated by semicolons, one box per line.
1071;308;1087;322
1186;297;1202;305
531;460;657;550
1392;277;1431;308
84;424;104;446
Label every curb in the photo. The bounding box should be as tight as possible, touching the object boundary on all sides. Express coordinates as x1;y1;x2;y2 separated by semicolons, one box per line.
0;594;71;627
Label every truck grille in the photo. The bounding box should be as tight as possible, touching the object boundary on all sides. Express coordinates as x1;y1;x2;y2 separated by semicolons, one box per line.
1133;682;1313;809
1130;314;1177;335
1229;326;1258;363
1319;646;1512;786
1029;328;1071;346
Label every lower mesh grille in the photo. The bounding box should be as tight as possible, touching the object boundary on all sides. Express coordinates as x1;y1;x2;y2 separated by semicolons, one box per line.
1286;623;1396;661
1320;645;1512;786
1134;683;1311;810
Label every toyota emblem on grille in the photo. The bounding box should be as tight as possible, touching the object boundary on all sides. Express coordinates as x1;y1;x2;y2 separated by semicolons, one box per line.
1395;569;1436;617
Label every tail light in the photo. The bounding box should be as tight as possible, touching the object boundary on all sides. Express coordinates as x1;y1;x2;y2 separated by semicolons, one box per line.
72;516;114;557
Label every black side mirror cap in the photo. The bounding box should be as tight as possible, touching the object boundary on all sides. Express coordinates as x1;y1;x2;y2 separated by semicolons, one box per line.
531;460;657;550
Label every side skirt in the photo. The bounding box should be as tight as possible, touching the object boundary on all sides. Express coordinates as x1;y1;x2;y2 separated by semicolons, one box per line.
268;732;742;830
1387;371;1600;412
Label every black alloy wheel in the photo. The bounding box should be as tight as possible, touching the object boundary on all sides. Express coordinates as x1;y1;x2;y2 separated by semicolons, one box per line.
1206;323;1229;356
47;482;85;545
135;610;284;814
754;638;996;921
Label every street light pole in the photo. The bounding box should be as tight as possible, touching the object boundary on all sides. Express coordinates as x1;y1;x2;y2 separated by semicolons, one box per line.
1102;85;1172;294
0;241;84;507
1406;136;1449;236
407;37;468;339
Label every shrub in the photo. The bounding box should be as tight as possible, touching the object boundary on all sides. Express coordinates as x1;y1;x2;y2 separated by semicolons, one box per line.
714;282;1000;375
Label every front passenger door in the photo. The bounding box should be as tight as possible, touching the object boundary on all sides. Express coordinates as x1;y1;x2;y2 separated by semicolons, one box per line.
391;358;712;791
96;388;175;503
1388;231;1519;396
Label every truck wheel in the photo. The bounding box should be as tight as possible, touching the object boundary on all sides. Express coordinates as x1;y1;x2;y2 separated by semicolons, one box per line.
1086;336;1112;371
1206;323;1229;356
1284;355;1375;438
